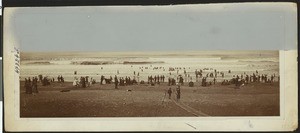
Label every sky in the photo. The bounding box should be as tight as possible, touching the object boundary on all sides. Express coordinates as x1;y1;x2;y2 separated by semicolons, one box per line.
7;3;297;52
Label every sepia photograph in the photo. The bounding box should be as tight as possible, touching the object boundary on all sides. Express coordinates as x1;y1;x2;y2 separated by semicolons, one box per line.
3;3;297;131
20;51;280;117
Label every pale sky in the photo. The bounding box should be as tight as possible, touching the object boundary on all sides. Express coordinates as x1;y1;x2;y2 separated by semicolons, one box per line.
7;3;297;52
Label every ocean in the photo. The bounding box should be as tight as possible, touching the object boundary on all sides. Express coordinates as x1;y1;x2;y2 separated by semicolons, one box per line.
20;51;279;82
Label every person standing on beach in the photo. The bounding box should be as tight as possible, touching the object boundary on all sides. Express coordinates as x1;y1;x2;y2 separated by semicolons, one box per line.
100;75;104;85
271;75;274;83
179;76;184;85
32;77;38;93
85;76;89;85
114;75;119;89
235;76;240;86
82;77;86;88
38;75;43;83
246;75;249;83
110;76;113;83
213;78;216;84
150;75;153;84
176;85;181;101
73;78;78;87
25;78;32;94
167;88;172;99
61;76;64;83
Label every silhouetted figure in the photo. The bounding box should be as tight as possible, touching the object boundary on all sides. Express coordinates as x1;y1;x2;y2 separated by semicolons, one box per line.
167;88;172;99
189;81;194;87
100;75;105;85
61;76;64;83
179;76;184;85
202;77;207;87
114;75;119;89
32;77;38;93
271;75;274;83
57;75;60;82
25;78;32;94
246;75;249;83
85;76;89;84
80;77;86;88
213;78;216;84
176;85;181;101
38;75;43;83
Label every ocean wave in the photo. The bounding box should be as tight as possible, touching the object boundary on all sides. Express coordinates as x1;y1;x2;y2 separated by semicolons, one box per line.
71;61;114;65
25;61;52;65
239;60;278;63
69;61;165;65
123;61;165;64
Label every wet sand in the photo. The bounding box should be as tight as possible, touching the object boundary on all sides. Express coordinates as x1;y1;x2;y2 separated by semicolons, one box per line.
20;81;279;117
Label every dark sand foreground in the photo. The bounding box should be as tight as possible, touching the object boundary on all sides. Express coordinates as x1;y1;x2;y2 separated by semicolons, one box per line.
20;81;279;117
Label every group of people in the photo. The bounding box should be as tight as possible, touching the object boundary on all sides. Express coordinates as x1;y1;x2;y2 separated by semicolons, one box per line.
57;75;65;83
218;71;279;88
166;85;181;101
193;69;279;87
26;67;279;93
73;76;97;88
114;75;138;89
195;69;225;79
72;68;279;89
118;76;138;86
100;75;113;85
24;74;68;94
147;75;165;84
72;74;139;89
24;77;38;94
37;75;52;86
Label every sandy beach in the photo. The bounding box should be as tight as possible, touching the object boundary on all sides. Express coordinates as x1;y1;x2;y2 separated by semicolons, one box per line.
20;81;279;117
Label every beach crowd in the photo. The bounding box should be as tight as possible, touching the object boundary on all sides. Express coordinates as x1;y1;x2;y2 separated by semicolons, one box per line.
23;66;279;95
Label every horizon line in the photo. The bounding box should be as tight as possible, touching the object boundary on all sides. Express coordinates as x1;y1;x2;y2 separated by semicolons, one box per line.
20;50;279;53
